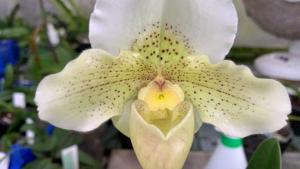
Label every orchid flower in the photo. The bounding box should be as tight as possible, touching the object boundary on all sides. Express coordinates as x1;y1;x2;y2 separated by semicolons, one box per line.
35;0;291;168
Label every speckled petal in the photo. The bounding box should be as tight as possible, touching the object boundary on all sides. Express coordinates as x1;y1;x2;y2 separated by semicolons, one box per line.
89;0;237;63
164;55;291;137
112;100;133;137
35;49;155;132
130;101;196;169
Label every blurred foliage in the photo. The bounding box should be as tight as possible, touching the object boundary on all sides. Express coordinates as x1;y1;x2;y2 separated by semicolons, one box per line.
0;60;103;166
49;0;90;50
51;0;88;33
0;1;103;168
0;4;31;48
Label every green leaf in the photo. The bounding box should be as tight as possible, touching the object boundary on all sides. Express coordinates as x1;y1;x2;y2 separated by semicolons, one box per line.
51;0;77;29
21;124;42;135
0;133;20;151
6;4;20;27
247;138;281;169
79;150;102;169
0;90;12;101
31;138;57;152
0;27;30;39
23;159;62;169
0;101;14;113
1;135;13;152
227;47;285;63
4;64;14;89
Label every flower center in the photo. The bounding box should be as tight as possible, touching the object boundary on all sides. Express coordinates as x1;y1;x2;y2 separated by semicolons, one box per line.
138;75;184;112
135;79;189;135
135;78;188;136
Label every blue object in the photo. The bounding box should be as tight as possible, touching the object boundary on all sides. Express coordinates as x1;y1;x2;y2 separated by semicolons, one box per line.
0;40;19;77
9;144;36;169
46;124;56;136
0;55;5;78
16;79;34;88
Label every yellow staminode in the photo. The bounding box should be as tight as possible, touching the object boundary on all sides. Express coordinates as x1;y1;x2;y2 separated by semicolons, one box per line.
138;76;184;112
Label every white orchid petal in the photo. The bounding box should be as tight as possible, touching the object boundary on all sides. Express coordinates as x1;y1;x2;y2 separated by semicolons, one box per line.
162;0;237;63
35;49;154;132
112;100;133;137
89;0;237;62
130;101;196;169
165;55;291;137
89;0;163;56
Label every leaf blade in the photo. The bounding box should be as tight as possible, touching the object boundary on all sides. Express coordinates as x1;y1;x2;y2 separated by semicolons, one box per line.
247;138;281;169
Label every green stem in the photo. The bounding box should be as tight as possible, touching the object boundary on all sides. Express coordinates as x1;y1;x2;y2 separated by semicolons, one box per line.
39;0;59;64
7;4;20;27
30;23;43;69
69;0;83;17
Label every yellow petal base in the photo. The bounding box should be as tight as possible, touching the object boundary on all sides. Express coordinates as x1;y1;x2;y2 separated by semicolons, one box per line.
138;76;185;111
